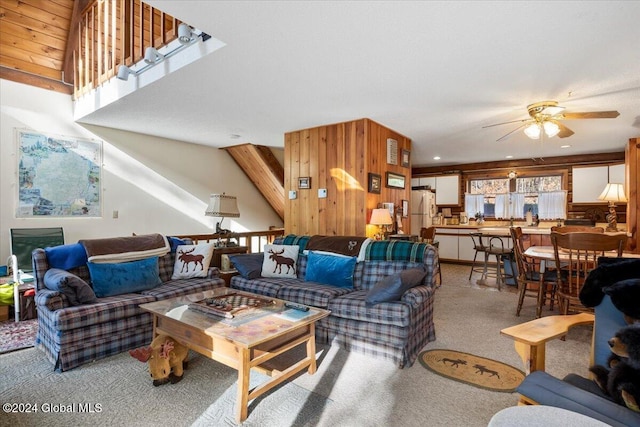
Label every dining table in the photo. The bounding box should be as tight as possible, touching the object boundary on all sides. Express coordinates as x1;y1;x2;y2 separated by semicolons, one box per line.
524;245;640;262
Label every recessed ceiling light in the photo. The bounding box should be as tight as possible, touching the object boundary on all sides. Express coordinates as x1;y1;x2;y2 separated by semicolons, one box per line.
433;156;441;160
505;155;513;159
560;145;571;149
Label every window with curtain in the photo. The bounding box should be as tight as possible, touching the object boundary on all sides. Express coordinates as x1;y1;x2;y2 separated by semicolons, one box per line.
468;175;562;218
538;191;567;219
464;193;485;217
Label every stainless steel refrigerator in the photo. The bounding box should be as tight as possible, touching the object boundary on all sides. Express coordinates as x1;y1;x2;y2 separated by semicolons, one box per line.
411;190;436;235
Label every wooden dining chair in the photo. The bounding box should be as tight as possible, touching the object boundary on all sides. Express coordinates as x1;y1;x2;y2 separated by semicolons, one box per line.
550;232;627;315
510;227;559;317
419;226;436;243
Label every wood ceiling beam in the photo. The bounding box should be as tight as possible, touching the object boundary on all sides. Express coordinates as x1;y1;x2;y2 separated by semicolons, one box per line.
412;151;625;175
0;65;72;94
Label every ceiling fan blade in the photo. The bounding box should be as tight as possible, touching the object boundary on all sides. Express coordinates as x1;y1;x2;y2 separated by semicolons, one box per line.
482;118;529;129
496;123;528;142
561;111;620;119
557;122;575;138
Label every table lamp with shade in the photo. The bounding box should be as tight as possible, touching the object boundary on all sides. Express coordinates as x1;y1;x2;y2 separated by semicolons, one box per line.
370;208;393;240
598;183;627;232
205;193;240;235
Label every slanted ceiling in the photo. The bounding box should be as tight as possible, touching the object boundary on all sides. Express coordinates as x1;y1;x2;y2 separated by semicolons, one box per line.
0;0;85;94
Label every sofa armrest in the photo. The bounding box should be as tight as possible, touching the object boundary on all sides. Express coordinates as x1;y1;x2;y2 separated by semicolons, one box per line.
500;313;594;374
207;266;220;279
517;371;640;427
401;285;434;308
35;288;68;311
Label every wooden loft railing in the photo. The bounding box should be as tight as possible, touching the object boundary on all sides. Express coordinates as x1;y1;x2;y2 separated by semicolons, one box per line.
174;229;286;254
73;0;183;99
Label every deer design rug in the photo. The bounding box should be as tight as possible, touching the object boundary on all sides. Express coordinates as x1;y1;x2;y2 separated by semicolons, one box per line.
418;349;525;392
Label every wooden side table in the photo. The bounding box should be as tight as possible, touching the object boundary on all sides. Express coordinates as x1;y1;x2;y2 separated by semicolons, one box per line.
212;246;249;269
219;269;240;287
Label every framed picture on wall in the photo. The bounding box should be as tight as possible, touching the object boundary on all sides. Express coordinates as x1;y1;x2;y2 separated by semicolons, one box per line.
368;173;381;194
298;177;311;189
401;150;410;168
385;172;405;189
402;199;409;217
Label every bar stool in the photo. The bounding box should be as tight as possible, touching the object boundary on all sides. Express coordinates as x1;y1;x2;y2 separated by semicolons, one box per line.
484;236;514;291
468;233;489;281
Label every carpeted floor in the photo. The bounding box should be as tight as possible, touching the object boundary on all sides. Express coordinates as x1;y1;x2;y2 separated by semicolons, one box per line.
0;264;593;426
0;318;38;354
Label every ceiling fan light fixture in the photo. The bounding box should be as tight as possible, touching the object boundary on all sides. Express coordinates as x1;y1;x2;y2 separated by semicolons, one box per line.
543;120;560;138
524;123;541;139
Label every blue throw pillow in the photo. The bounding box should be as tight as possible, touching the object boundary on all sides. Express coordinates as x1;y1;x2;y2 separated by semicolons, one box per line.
305;251;357;288
45;243;88;270
228;253;263;279
168;236;187;253
366;266;428;306
88;257;161;297
43;268;97;306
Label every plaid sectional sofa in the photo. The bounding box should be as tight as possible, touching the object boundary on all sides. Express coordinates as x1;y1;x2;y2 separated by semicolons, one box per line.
231;236;440;368
32;237;225;372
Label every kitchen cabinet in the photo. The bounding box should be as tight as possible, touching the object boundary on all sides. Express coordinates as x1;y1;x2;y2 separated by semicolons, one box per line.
434;228;459;260
457;229;478;261
572;163;624;203
411;177;436;189
435;174;460;206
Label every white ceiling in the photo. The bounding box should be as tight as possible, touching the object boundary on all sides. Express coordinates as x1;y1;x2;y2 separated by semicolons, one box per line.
78;1;640;167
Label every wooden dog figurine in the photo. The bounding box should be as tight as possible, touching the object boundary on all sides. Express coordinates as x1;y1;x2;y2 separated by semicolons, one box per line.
129;335;189;386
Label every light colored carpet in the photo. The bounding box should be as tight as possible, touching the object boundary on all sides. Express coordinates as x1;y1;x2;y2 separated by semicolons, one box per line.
0;264;592;426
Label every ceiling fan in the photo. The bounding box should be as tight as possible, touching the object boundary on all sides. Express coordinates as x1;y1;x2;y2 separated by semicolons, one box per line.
483;100;619;142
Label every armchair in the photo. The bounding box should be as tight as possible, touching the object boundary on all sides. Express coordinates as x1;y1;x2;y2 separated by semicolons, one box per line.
500;257;640;427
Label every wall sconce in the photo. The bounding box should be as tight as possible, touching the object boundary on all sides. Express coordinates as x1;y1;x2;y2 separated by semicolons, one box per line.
178;23;196;44
116;65;135;81
508;171;517;179
144;47;165;64
116;25;210;81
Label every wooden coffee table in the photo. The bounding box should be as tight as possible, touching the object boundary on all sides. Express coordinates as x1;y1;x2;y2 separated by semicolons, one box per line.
140;289;330;423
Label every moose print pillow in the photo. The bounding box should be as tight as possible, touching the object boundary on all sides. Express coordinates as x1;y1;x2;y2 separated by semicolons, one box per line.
261;244;299;279
171;243;215;279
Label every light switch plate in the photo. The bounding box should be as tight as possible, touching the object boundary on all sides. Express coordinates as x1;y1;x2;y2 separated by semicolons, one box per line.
318;188;327;198
288;190;297;199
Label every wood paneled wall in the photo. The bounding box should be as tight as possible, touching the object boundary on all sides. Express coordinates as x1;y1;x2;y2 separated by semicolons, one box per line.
284;118;411;237
626;138;639;253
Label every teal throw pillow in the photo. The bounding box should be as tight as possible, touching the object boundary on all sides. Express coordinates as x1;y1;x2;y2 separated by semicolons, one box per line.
366;266;428;306
305;251;357;288
88;257;161;297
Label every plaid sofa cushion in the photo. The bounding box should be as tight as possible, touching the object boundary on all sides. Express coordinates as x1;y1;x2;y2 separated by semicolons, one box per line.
38;292;155;331
230;276;287;298
140;277;225;300
275;281;354;308
328;290;411;327
356;261;426;291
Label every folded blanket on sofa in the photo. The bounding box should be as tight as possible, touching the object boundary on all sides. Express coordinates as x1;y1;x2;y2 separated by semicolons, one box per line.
306;235;371;260
364;240;428;262
80;233;169;263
